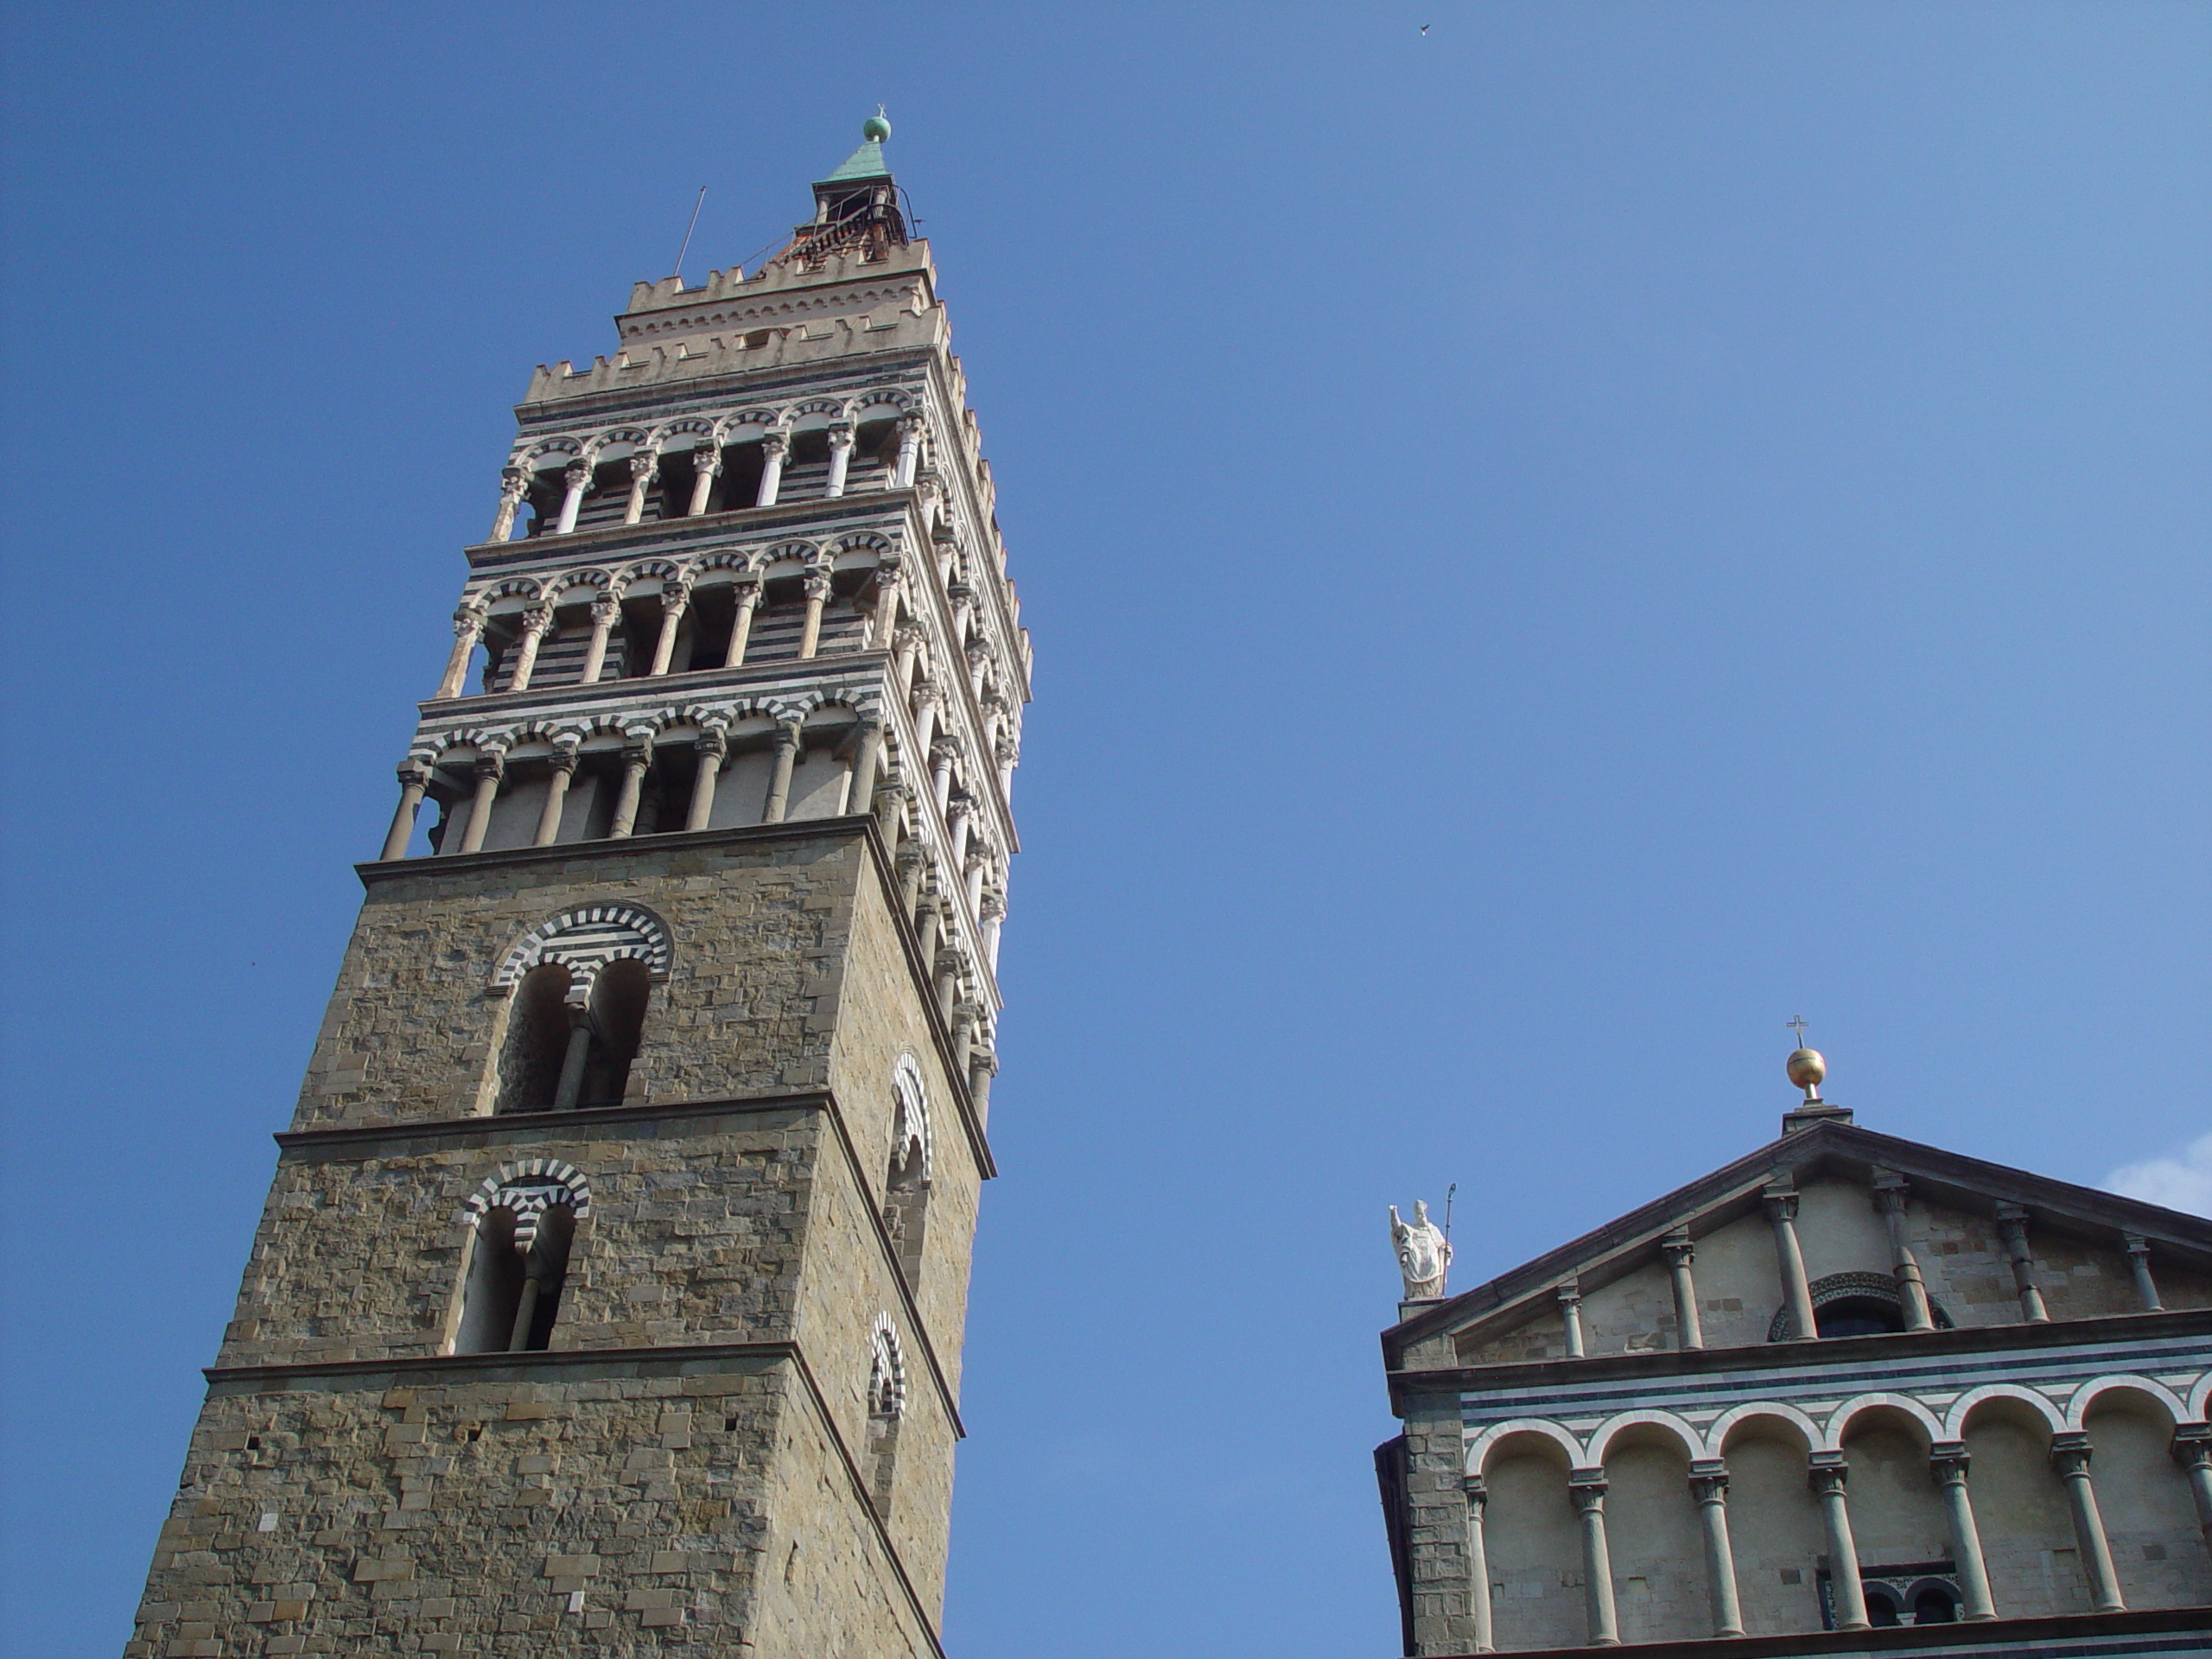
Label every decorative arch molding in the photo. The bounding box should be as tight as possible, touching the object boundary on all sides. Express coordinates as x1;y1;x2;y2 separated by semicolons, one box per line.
459;1159;592;1251
1944;1382;2067;1440
1766;1271;1955;1342
1821;1390;1948;1452
1709;1401;1823;1457
493;904;672;996
892;1052;932;1183
868;1313;908;1419
1586;1408;1703;1466
522;437;583;467
1468;1417;1586;1476
2065;1374;2190;1431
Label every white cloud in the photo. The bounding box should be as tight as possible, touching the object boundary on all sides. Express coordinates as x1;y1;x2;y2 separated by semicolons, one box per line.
2105;1133;2212;1217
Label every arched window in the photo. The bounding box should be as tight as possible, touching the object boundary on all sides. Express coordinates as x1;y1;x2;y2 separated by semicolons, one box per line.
492;906;671;1114
865;1313;906;1516
882;1056;931;1290
1768;1273;1955;1341
454;1166;590;1354
497;963;575;1115
577;957;649;1107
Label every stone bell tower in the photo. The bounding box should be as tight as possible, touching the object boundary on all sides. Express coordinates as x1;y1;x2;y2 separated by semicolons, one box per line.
125;115;1030;1658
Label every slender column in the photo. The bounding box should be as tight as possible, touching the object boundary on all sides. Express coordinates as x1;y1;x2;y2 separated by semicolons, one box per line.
911;682;941;756
950;1001;977;1071
761;720;803;823
1806;1454;1868;1631
933;950;962;1020
824;422;855;497
931;738;957;813
981;892;1005;971
1558;1282;1586;1358
533;749;576;848
968;1046;997;1120
1567;1471;1619;1647
579;592;619;685
1872;1173;1936;1332
948;798;972;868
621;451;659;525
1462;1476;1496;1654
490;466;529;542
1765;1188;1819;1340
505;605;552;693
844;718;882;817
755;431;788;505
2124;1233;2164;1312
507;1243;551;1352
381;764;430;861
1995;1205;2050;1323
437;607;487;699
964;853;988;919
684;730;726;832
646;581;690;677
1662;1230;1704;1351
1928;1442;1998;1621
723;582;762;667
798;572;832;659
2171;1427;2212;1556
869;569;904;650
893;624;925;698
893;412;923;488
456;752;504;855
897;847;926;919
686;447;721;516
913;897;942;971
551;1013;592;1111
2050;1434;2126;1611
877;780;911;851
1687;1462;1744;1637
554;459;590;534
607;744;651;839
996;732;1018;802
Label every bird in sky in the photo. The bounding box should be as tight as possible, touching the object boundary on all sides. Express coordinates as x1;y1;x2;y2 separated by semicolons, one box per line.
1420;22;1430;33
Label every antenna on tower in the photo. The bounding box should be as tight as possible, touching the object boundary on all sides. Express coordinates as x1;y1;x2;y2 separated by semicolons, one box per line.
671;186;707;282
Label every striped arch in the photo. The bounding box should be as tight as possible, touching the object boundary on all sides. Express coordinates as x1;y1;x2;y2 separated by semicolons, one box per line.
892;1052;932;1183
459;1158;591;1252
1709;1400;1823;1457
651;416;717;448
868;1313;908;1418
759;539;819;570
2191;1376;2212;1423
851;387;913;416
715;409;782;440
475;575;549;607
790;397;846;425
493;903;673;995
689;550;761;581
1944;1383;2067;1440
1586;1409;1704;1466
545;567;614;596
1468;1417;1586;1476
2065;1374;2190;1431
523;437;583;467
614;557;686;590
1822;1391;1947;1452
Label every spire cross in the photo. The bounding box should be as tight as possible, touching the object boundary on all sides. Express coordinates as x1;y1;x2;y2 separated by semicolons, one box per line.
1786;1015;1808;1045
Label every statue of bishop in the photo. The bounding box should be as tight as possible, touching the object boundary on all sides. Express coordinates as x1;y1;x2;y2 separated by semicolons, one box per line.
1390;1200;1451;1301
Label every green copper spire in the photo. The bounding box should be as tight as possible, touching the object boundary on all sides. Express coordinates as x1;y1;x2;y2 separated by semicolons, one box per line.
819;109;893;185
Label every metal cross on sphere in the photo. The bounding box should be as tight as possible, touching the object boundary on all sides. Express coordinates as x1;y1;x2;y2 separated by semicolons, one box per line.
1787;1015;1809;1044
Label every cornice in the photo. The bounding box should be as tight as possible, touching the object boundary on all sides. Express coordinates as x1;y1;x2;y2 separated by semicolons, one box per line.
462;489;918;571
516;345;938;428
410;650;892;732
1414;1606;2212;1659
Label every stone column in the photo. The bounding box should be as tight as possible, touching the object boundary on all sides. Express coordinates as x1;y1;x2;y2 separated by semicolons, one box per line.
911;682;941;756
877;780;911;852
761;719;803;823
798;572;832;659
968;1046;997;1121
893;412;923;488
824;421;855;497
913;898;942;970
380;763;430;861
755;431;788;506
893;624;925;698
456;752;504;855
1558;1282;1586;1358
1662;1230;1703;1351
933;950;963;1021
1462;1476;1496;1654
507;1247;551;1351
533;748;577;848
490;466;529;542
437;607;487;699
980;891;1005;971
996;731;1019;803
1928;1442;1997;1621
579;592;620;685
607;744;651;839
931;738;957;814
897;846;925;919
1806;1453;1868;1631
1995;1205;2050;1324
551;1012;593;1112
965;849;988;916
723;581;762;668
686;447;721;516
869;569;904;651
685;729;727;832
2124;1233;2164;1313
554;459;590;534
2171;1427;2212;1556
950;1001;977;1071
1567;1471;1619;1647
843;718;882;817
646;581;691;677
1765;1187;1819;1341
1687;1461;1744;1637
947;797;972;868
2050;1434;2126;1611
1872;1174;1936;1332
505;605;552;693
621;452;658;525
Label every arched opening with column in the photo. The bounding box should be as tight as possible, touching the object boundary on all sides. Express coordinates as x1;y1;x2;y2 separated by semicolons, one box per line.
496;962;575;1115
2080;1383;2212;1609
1479;1427;1585;1650
1593;1418;1709;1643
713;418;772;509
882;1054;932;1291
489;906;671;1113
1956;1392;2083;1616
452;1164;591;1354
1717;1410;1827;1635
575;957;650;1107
1833;1402;1955;1624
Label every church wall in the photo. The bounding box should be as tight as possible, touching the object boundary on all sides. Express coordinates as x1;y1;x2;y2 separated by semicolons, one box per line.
1677;1211;1790;1350
1481;1450;1586;1650
1580;1261;1679;1356
1791;1176;1897;1285
1460;1309;1567;1367
1401;1392;1480;1656
1834;1421;1948;1569
1600;1441;1709;1643
1719;1430;1827;1637
2084;1399;2212;1610
1961;1414;2087;1615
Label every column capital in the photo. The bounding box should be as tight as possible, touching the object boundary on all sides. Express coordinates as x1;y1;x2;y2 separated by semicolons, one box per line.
898;410;925;435
397;758;433;786
1688;1470;1729;1503
979;891;1007;921
1460;1473;1488;1505
1764;1188;1801;1222
895;844;923;875
2171;1423;2212;1469
732;577;764;610
771;717;804;751
659;578;692;611
1661;1229;1695;1266
519;604;552;636
910;678;942;710
2123;1230;2153;1259
589;590;620;621
690;445;721;478
933;946;965;977
1872;1170;1910;1212
760;429;791;458
1994;1202;2033;1229
561;458;591;487
1929;1440;1970;1478
694;728;728;761
454;604;487;635
499;465;529;495
628;451;659;481
803;571;834;601
473;750;506;782
2050;1432;2094;1477
930;735;960;766
826;421;855;447
620;741;653;772
1806;1450;1848;1496
546;745;580;776
1567;1469;1609;1504
1555;1281;1583;1308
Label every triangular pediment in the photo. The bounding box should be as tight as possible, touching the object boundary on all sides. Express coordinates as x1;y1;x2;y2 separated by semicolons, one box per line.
1385;1120;2212;1370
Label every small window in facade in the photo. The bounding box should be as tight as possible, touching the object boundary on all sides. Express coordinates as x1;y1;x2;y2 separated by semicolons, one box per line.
491;906;671;1114
881;1055;932;1290
865;1313;907;1516
454;1166;590;1354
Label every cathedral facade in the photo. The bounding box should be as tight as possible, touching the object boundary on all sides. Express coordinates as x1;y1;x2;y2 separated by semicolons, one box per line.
126;119;1026;1656
1379;1066;2212;1656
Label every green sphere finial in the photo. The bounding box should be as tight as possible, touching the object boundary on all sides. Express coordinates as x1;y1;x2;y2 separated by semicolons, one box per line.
862;109;891;143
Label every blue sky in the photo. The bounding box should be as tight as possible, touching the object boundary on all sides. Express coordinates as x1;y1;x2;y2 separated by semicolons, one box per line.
2;3;2206;1655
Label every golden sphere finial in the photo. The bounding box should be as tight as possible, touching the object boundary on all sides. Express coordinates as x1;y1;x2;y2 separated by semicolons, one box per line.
1786;1046;1826;1099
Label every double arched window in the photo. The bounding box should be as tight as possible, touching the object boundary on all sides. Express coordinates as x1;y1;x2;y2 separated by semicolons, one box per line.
454;1164;591;1354
882;1054;932;1289
490;906;671;1114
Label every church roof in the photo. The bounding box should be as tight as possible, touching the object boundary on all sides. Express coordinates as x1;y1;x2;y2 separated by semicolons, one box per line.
1382;1116;2212;1368
817;137;891;186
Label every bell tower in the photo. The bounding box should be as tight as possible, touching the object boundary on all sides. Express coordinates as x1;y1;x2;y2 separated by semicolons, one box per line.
125;117;1029;1657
